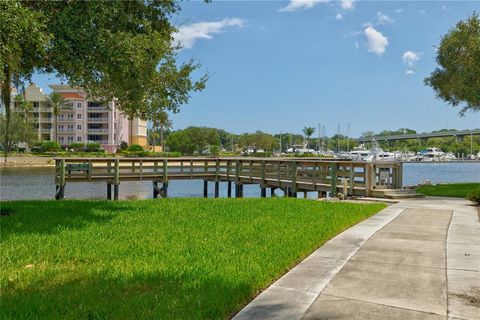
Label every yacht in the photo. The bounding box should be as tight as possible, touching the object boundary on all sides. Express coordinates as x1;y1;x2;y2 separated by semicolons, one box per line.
417;148;446;161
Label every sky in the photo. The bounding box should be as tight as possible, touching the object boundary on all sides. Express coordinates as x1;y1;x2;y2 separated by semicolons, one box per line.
33;0;480;137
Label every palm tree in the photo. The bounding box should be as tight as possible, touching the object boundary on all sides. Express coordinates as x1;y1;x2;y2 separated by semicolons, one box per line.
14;95;33;120
153;111;172;151
302;126;316;148
45;92;67;143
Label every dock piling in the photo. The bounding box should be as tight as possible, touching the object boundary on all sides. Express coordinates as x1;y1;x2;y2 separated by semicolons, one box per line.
261;187;266;198
203;180;208;198
107;183;112;200
227;181;232;198
214;181;219;198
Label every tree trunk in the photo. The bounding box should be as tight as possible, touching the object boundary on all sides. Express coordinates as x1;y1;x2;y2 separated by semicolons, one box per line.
3;64;12;163
160;125;164;152
54;113;58;144
152;120;157;146
129;118;133;146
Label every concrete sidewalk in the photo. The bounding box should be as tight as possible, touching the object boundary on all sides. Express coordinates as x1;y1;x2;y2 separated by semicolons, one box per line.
234;197;479;320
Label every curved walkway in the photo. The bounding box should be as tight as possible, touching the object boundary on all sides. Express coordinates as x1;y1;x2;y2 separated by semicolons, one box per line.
234;197;479;320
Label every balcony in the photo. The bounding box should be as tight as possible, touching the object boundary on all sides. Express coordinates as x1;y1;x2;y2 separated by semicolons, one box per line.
58;118;75;122
87;117;109;123
40;128;51;133
87;128;109;133
87;106;109;111
39;118;52;123
58;129;75;133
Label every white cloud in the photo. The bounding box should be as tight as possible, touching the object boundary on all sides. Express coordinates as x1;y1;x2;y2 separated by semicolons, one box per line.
441;5;447;10
354;41;359;49
173;18;244;49
406;70;415;75
279;0;329;12
340;0;355;10
336;13;344;20
364;26;388;55
396;8;404;13
402;51;421;67
377;12;394;24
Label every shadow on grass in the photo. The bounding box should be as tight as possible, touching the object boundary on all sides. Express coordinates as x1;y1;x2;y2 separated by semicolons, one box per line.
0;201;130;239
1;270;255;320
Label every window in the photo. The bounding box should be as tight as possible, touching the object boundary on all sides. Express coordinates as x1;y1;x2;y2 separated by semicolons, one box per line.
77;113;82;119
77;136;82;142
67;114;74;120
68;124;74;132
58;125;64;132
77;125;82;130
77;103;82;109
58;136;64;142
67;136;74;142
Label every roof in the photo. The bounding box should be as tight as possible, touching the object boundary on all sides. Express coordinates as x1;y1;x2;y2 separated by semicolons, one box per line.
60;92;84;100
48;84;78;91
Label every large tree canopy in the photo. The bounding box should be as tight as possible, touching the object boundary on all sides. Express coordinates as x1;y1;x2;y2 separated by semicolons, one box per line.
0;0;207;159
425;13;480;115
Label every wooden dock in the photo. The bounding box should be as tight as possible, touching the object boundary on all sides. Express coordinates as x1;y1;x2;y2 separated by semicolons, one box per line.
54;157;403;200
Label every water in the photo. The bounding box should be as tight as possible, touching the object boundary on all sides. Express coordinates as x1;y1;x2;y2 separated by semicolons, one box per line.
1;162;479;201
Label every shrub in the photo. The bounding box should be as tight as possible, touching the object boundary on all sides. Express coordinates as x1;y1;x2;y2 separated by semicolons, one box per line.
209;145;220;156
86;142;101;152
127;144;144;152
69;142;85;151
466;189;480;205
41;141;61;152
120;141;128;151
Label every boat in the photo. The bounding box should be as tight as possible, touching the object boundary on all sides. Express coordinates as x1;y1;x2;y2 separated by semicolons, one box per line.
416;148;448;161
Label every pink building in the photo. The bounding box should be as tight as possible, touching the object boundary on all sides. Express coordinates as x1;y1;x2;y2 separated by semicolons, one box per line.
21;84;147;153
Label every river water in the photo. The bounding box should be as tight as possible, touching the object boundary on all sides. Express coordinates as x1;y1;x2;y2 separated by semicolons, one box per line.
1;162;479;201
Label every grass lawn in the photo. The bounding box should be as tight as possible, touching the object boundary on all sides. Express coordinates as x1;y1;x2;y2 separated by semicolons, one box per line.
0;198;385;319
416;183;480;198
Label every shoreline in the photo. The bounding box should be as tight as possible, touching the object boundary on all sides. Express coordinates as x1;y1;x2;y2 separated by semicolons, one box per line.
0;156;55;168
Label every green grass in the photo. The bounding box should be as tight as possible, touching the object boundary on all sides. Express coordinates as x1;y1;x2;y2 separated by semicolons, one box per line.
0;198;385;319
416;183;480;198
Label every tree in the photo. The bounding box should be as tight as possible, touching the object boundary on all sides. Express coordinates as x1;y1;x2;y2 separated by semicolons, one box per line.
149;111;172;151
45;92;68;143
166;130;195;155
425;13;480;115
238;131;278;153
302;127;316;148
1;1;206;160
0;113;36;151
166;127;220;155
14;94;33;119
0;1;50;160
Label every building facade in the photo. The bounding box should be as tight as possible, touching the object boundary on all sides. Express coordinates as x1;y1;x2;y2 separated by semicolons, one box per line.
16;84;147;153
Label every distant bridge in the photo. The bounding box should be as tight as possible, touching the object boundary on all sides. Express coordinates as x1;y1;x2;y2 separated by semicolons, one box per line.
357;129;480;143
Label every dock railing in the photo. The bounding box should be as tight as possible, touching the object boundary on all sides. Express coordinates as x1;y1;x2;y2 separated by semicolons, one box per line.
54;157;403;200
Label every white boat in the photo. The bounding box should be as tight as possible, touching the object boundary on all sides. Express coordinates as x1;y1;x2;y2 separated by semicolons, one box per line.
417;148;447;161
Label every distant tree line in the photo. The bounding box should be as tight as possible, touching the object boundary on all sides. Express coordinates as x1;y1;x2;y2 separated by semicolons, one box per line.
154;126;480;156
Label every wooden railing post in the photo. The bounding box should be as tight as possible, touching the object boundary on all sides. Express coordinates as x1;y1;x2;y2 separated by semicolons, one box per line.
87;159;92;180
290;161;297;194
55;158;66;200
330;162;337;196
349;165;354;195
397;163;403;189
163;159;168;183
114;159;120;200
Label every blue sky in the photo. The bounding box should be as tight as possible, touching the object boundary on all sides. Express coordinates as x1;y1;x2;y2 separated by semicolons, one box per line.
33;1;480;137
